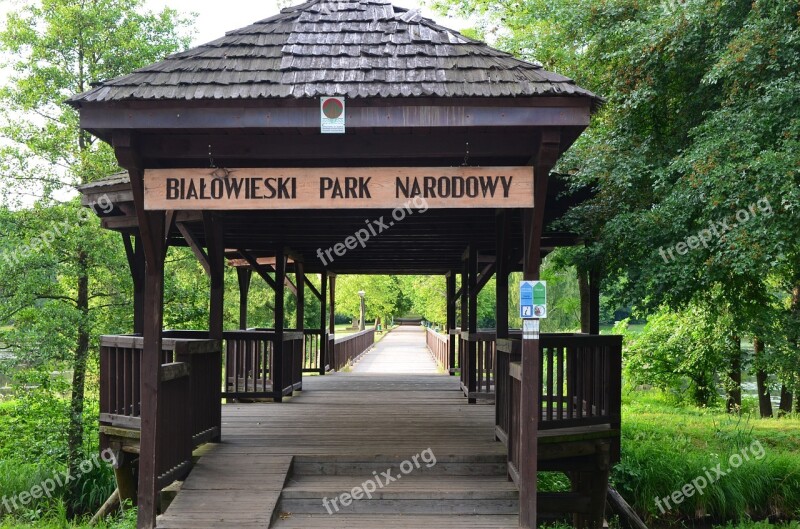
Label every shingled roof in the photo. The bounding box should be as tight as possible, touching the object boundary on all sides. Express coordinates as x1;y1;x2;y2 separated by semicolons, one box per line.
68;0;599;104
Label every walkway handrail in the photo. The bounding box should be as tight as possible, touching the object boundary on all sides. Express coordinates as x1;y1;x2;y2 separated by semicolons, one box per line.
459;332;496;402
425;328;449;371
98;334;221;486
499;334;623;475
332;328;375;371
223;329;304;399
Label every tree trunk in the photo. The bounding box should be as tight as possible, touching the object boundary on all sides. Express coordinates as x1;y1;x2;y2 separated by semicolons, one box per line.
753;337;772;418
726;335;742;413
778;385;793;417
578;269;590;333
67;251;91;515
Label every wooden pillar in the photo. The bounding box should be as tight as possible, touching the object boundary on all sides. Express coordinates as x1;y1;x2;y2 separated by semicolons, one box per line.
296;262;305;330
589;267;600;335
123;234;146;335
319;271;328;375
204;213;224;440
460;253;468;399
237;268;252;330
467;244;478;404
329;274;336;335
273;248;286;402
495;210;510;340
329;274;337;372
446;271;456;375
115;134;168;529
518;130;559;529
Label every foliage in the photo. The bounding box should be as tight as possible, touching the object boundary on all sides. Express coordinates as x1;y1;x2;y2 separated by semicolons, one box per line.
614;389;800;524
0;0;194;515
621;304;739;406
334;275;412;325
430;0;800;403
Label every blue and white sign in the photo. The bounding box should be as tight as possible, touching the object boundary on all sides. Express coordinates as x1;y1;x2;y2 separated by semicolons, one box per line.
519;280;547;319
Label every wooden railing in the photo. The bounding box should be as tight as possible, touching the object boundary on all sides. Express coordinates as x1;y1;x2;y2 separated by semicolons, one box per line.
299;329;326;373
98;334;221;486
331;329;375;371
459;331;496;402
425;328;449;371
223;330;305;400
498;334;623;475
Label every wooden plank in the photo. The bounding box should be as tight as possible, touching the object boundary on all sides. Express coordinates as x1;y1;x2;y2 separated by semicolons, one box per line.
143;167;534;210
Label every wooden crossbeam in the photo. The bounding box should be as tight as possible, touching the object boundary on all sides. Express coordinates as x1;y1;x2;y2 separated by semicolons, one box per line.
176;222;210;276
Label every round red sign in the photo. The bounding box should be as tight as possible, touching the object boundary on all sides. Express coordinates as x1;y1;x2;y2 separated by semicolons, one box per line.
322;98;344;119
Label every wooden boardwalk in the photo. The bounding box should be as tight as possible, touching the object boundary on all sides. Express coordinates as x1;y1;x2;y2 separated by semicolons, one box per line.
157;327;518;528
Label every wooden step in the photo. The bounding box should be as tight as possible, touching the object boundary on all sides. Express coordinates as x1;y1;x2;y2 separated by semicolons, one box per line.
291;454;507;477
271;513;519;528
278;474;518;515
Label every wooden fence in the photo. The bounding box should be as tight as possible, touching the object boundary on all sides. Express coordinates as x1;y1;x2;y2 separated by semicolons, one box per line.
331;329;375;371
99;334;221;486
497;334;623;478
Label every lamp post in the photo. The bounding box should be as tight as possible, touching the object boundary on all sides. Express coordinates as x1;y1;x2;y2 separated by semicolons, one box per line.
358;290;366;331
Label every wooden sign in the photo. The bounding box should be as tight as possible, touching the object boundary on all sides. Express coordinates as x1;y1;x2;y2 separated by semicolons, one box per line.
143;167;534;210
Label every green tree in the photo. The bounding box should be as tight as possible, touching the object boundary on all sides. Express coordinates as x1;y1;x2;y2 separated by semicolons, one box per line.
0;0;192;511
433;0;800;412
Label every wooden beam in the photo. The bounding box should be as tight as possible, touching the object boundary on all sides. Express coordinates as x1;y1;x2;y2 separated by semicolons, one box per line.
467;243;478;404
115;143;165;529
237;268;251;330
589;267;601;335
136;129;549;161
305;276;321;300
475;261;496;295
238;250;277;290
203;212;224;442
81;100;592;131
295;261;305;329
446;271;456;373
329;274;336;336
122;233;145;335
175;221;210;276
519;130;560;529
273;248;286;402
495;210;510;340
319;271;328;375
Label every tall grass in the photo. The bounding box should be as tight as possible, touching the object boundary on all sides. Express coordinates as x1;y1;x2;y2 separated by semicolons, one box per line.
613;388;800;524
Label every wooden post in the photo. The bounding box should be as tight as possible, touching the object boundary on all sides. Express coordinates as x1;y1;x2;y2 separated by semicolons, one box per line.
237;268;251;330
296;261;305;330
329;274;336;335
116;135;167;529
319;271;328;374
274;248;286;402
495;211;510;340
446;271;456;375
460;253;468;399
295;261;305;390
122;234;145;334
204;213;224;440
589;267;600;335
467;244;478;404
329;274;337;371
518;130;559;529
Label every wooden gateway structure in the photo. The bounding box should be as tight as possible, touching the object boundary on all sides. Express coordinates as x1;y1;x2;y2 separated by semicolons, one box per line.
70;0;622;527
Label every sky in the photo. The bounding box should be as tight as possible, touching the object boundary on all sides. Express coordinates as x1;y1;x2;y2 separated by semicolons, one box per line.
146;0;467;47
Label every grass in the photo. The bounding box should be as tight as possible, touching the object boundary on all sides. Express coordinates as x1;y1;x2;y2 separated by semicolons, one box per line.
611;388;800;525
0;504;137;529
